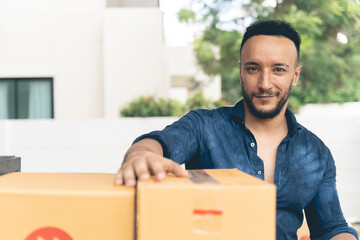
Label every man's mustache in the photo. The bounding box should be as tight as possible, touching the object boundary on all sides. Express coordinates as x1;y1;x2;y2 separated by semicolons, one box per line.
251;89;280;97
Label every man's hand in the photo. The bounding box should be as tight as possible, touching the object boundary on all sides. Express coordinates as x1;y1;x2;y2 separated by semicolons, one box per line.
114;139;187;187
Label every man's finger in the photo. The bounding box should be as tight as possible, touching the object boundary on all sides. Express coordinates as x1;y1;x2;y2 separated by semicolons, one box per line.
148;158;166;180
122;167;136;187
164;158;188;177
114;171;124;186
133;159;151;180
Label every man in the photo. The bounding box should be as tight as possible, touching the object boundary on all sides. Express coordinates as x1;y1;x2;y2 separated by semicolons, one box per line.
115;20;358;240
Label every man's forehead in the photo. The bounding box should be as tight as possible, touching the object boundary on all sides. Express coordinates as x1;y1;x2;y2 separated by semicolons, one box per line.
240;35;298;64
243;34;295;47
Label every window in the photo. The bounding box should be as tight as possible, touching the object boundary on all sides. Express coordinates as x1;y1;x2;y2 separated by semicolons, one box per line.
0;78;54;119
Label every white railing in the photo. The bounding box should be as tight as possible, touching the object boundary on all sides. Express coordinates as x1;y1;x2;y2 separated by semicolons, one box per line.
0;102;359;219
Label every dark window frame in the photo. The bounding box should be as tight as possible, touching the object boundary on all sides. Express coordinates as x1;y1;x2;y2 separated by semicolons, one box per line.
0;77;54;119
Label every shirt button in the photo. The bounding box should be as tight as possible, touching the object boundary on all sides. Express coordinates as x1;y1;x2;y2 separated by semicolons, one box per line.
257;170;262;175
250;142;255;147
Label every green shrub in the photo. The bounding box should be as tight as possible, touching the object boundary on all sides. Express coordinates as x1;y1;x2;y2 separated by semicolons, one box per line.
185;91;225;112
120;96;184;117
120;92;227;117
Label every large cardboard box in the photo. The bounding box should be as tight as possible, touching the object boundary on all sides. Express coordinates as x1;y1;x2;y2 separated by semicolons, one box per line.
137;169;276;240
0;173;134;240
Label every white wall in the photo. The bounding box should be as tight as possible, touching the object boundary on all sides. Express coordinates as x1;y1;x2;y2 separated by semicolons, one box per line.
103;8;168;118
165;47;198;76
165;46;221;102
0;102;359;219
0;0;105;119
0;117;177;173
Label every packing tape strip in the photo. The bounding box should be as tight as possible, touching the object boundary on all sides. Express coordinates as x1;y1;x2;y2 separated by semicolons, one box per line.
188;170;218;184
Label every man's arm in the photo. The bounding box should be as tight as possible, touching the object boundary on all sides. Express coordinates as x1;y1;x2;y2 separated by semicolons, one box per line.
330;233;357;240
305;148;358;240
114;138;187;187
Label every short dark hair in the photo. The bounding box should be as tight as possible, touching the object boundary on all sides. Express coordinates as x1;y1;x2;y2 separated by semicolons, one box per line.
240;20;301;62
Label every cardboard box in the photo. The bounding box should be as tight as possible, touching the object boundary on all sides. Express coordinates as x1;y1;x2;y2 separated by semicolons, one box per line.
137;169;276;240
0;173;134;240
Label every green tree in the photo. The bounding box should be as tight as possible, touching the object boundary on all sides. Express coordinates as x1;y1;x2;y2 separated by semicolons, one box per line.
178;0;360;111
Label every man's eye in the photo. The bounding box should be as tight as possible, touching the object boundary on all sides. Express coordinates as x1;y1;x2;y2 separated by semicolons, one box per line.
274;68;286;72
246;67;258;72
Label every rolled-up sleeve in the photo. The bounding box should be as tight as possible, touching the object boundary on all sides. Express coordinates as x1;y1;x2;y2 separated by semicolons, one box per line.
305;148;358;240
133;111;203;165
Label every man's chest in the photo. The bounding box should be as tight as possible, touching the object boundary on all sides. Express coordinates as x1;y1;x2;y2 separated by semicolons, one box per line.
200;135;325;208
256;136;285;183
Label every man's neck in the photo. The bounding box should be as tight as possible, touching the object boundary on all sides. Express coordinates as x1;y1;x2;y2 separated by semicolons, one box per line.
243;102;288;137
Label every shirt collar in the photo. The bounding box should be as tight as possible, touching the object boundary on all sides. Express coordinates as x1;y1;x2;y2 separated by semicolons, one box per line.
230;99;301;136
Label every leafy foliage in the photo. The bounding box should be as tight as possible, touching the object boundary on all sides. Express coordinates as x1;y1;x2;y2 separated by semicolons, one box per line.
185;91;225;112
120;92;225;117
179;0;360;111
120;96;184;117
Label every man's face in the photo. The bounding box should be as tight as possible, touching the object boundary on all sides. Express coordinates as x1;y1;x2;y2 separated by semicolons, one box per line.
239;35;302;119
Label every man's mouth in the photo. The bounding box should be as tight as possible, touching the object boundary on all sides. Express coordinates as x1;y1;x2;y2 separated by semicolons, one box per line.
254;95;275;99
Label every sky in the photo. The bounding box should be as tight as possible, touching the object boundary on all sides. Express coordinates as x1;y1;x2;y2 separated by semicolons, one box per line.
158;0;276;46
159;0;203;46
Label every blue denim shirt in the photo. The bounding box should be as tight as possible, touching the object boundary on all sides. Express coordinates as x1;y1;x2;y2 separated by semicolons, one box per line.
134;100;358;240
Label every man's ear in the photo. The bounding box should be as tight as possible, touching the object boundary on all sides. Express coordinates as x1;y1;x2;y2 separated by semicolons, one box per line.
238;62;242;83
292;65;302;87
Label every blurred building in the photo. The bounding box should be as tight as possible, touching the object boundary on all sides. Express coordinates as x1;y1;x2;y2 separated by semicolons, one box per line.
0;0;221;119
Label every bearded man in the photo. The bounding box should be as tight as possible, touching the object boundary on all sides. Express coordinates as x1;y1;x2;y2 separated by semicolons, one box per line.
115;20;358;240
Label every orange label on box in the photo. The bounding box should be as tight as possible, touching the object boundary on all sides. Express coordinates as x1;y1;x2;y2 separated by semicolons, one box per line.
25;227;73;240
193;209;223;215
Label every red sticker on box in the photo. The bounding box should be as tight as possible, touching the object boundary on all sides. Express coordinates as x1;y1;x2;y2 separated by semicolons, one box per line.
193;209;223;215
25;227;73;240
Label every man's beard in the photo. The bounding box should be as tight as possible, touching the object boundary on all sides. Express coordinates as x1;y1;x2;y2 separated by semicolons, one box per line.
241;77;292;119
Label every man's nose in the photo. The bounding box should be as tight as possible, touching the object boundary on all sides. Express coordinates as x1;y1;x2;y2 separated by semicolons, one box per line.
257;69;272;90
